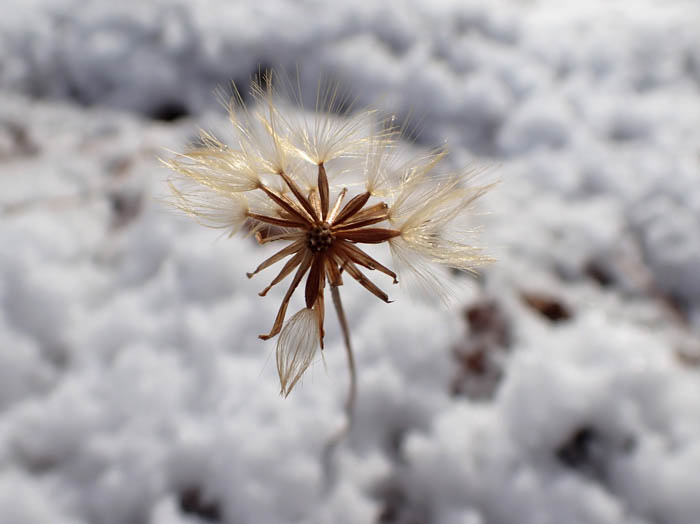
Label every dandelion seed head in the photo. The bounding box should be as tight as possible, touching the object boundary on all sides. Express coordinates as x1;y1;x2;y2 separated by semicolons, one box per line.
165;71;493;395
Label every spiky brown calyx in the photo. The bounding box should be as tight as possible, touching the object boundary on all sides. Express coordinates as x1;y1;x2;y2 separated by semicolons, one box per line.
250;163;399;350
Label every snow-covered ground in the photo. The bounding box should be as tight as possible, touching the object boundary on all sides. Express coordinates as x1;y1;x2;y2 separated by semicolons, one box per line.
1;1;700;523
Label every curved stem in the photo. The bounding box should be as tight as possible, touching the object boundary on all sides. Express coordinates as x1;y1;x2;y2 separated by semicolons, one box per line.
321;285;357;490
331;285;356;424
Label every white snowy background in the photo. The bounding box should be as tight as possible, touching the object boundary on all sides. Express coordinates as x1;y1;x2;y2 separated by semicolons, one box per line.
1;1;700;523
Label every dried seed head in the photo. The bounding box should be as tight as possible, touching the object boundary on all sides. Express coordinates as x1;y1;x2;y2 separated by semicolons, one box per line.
165;71;492;396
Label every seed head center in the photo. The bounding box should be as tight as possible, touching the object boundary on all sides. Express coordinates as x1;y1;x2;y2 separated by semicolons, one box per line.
307;223;335;253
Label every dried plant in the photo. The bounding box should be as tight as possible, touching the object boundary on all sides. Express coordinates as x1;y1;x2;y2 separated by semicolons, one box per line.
163;73;492;406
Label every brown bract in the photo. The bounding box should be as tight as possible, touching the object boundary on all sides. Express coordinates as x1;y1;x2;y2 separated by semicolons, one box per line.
247;163;400;349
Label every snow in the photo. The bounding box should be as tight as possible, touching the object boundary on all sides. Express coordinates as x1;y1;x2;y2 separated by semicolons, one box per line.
1;0;700;523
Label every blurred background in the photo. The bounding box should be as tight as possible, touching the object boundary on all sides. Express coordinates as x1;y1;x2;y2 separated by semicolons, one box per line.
1;1;700;523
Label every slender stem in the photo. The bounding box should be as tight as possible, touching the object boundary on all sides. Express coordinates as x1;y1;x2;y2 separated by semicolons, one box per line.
321;285;356;490
331;285;356;423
